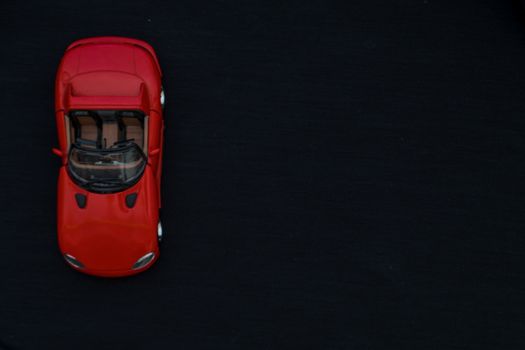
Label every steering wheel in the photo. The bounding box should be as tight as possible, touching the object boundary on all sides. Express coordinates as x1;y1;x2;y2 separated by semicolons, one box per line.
111;139;135;148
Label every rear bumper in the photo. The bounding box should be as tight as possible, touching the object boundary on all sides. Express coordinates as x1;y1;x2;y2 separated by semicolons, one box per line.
66;36;162;76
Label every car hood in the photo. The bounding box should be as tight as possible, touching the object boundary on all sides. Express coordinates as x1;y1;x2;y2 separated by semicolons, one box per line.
57;166;159;272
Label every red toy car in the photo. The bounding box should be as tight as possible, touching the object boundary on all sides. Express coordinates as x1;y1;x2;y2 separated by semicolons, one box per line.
53;37;165;277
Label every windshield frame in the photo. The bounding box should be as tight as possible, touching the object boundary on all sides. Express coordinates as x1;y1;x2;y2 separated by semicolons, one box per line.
67;142;147;194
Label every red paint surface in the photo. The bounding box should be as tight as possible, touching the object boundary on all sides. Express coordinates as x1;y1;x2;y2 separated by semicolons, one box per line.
54;37;164;277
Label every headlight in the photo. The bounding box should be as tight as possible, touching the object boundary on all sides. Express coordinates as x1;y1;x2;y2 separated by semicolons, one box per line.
132;252;155;270
64;254;84;269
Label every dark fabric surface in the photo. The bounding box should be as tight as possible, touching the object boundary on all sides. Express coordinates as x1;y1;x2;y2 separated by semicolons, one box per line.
1;0;525;348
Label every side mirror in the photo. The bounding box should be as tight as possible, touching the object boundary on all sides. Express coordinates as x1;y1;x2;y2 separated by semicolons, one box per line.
149;148;160;156
52;148;63;157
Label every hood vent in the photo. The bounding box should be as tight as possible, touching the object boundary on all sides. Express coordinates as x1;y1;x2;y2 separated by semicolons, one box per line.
75;193;87;208
125;193;138;208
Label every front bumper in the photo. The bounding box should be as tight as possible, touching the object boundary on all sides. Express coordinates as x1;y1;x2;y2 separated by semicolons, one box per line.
64;250;159;278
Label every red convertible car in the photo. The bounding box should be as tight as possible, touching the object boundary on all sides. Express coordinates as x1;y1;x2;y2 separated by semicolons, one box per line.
53;37;165;277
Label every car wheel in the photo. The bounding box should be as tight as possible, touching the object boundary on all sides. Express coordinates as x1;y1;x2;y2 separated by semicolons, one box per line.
160;87;165;110
157;221;163;243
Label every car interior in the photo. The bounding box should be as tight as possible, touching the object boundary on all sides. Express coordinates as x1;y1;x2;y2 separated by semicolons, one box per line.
68;110;147;152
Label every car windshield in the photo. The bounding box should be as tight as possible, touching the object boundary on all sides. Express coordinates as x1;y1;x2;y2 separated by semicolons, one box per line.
68;142;146;193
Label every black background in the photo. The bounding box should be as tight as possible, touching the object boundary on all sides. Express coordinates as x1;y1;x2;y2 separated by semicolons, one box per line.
1;0;525;349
